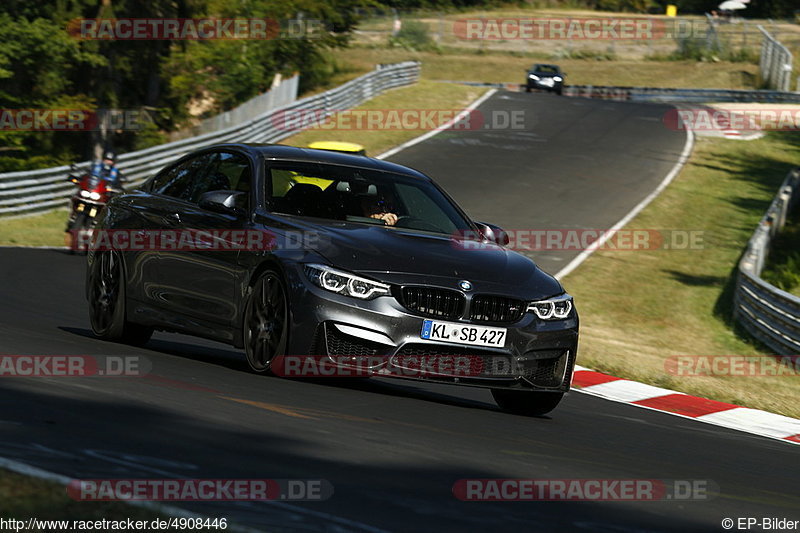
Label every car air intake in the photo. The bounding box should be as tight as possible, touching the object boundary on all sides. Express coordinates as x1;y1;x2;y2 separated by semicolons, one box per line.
392;344;509;378
399;286;465;320
324;325;386;357
469;295;525;324
518;350;569;387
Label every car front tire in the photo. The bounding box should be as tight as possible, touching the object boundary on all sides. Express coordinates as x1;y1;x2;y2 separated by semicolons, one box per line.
491;389;564;416
243;270;289;374
88;250;153;346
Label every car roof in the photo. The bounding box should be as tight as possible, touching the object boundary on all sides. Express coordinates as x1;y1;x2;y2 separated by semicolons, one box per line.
208;143;429;181
532;64;559;70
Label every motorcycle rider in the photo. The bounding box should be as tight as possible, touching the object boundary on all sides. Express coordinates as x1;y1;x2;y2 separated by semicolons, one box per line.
91;150;124;191
63;150;124;238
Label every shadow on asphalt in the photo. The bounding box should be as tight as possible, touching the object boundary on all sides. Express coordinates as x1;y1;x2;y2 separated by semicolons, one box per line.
0;381;716;533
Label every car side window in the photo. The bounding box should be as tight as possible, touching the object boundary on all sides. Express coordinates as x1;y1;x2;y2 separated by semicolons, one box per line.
189;151;251;206
152;155;213;201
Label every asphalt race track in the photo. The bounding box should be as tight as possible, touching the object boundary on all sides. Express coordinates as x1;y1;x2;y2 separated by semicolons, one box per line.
1;92;798;532
388;90;692;274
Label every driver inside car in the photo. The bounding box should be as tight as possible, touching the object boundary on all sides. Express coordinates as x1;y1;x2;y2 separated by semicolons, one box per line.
361;192;398;226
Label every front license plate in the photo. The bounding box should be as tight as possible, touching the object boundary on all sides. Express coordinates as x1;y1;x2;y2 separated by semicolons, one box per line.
420;319;507;348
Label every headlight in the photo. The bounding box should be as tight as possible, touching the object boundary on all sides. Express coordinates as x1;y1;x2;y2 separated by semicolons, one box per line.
89;192;102;200
553;76;562;82
79;190;91;198
529;74;539;80
304;264;390;300
527;294;573;320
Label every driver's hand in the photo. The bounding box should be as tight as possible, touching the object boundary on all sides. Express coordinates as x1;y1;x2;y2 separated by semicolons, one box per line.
370;213;398;226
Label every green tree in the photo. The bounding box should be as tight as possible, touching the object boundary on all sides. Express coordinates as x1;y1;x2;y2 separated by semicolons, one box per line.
0;0;370;170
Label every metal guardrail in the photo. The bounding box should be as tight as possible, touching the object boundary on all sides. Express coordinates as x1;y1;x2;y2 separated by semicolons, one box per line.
563;85;800;103
437;80;800;104
170;74;299;141
759;26;794;93
734;167;800;354
0;61;421;217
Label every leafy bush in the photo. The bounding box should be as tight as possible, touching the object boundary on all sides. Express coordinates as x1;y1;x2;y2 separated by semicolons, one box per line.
388;20;439;51
656;36;760;63
761;217;800;297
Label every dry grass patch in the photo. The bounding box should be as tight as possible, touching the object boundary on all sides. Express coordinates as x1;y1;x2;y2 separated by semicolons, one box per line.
564;132;800;418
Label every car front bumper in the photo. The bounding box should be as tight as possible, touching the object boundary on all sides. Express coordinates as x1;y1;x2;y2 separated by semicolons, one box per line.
527;79;563;91
283;264;579;392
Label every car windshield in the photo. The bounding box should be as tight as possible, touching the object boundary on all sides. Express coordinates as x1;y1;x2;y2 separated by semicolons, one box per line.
534;65;559;74
266;162;472;235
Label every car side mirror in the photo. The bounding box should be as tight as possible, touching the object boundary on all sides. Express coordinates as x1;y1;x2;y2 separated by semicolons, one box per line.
199;190;247;217
474;221;510;246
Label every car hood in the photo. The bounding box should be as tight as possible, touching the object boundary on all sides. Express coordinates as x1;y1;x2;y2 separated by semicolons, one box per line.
274;218;563;300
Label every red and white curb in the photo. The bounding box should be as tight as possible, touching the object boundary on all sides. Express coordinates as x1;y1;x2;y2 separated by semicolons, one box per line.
721;128;764;140
572;365;800;446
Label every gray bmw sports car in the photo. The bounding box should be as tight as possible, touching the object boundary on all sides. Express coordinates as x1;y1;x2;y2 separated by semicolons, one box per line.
87;144;578;415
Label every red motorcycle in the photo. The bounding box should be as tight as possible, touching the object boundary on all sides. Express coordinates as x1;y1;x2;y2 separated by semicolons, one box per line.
65;163;119;251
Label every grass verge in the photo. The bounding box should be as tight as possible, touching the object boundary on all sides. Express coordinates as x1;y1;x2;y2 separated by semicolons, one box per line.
563;132;800;419
0;467;163;523
0;209;70;248
336;46;760;89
